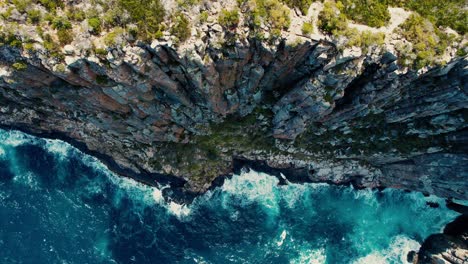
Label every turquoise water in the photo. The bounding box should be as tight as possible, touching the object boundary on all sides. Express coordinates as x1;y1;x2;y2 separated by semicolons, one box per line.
0;128;459;263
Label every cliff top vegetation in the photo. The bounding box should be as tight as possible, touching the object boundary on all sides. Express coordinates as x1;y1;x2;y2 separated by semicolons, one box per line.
0;0;466;69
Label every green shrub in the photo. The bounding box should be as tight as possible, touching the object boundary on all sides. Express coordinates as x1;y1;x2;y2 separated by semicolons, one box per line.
316;0;466;34
12;61;27;71
23;42;35;51
199;11;209;23
12;0;31;13
27;9;41;24
1;7;14;20
52;16;72;30
281;0;313;15
301;21;313;35
456;46;467;57
396;14;449;69
118;0;165;41
38;0;64;11
44;13;54;23
103;8;127;28
340;0;390;28
94;47;108;55
103;27;125;46
55;63;66;72
268;1;290;30
248;0;291;36
176;0;200;8
88;17;102;35
66;8;86;22
57;28;73;45
35;25;44;37
389;0;467;35
343;28;385;50
360;30;385;47
1;31;23;48
218;9;240;29
318;1;347;34
128;26;138;39
42;33;62;60
317;1;387;51
170;13;191;42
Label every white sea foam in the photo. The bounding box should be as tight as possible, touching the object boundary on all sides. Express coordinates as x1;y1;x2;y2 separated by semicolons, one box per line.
277;230;288;247
353;235;420;264
13;171;39;189
281;184;311;209
44;139;72;159
221;170;279;208
352;188;379;207
0;129;36;147
152;188;164;203
168;201;191;219
221;169;279;200
290;248;327;264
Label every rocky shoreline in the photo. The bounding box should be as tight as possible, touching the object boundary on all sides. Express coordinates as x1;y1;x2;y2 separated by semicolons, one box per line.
1;123;382;204
411;202;468;264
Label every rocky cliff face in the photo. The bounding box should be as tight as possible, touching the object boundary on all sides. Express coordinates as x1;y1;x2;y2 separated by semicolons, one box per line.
0;35;467;199
413;202;468;264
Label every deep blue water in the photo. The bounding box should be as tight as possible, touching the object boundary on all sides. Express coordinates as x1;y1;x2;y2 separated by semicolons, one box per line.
0;128;460;264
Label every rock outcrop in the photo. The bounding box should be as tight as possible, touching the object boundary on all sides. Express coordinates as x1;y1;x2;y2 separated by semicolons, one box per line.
413;201;468;264
0;33;467;199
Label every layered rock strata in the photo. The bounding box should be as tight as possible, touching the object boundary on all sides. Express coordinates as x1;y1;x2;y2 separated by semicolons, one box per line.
0;36;467;199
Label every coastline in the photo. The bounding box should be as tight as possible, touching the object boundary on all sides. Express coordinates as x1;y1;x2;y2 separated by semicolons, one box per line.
2;125;466;262
0;124;458;205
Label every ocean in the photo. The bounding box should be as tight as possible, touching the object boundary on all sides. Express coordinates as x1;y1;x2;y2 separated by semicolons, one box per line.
0;128;459;263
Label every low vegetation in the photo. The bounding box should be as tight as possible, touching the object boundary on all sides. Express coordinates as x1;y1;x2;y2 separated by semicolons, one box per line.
301;21;314;35
218;9;240;29
87;17;102;35
244;0;291;39
281;0;313;15
390;0;467;35
318;1;385;51
170;13;191;43
117;0;165;41
394;14;452;69
0;0;465;71
12;61;27;71
103;28;126;46
334;0;467;35
340;0;390;28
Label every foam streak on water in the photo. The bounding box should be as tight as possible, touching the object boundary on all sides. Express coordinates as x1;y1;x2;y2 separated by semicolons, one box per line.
0;128;461;264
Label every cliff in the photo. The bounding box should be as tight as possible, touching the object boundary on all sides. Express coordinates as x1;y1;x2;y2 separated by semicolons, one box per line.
0;35;467;199
0;0;467;200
